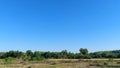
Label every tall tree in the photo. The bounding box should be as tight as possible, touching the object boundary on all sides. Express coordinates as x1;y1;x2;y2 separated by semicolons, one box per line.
79;48;88;55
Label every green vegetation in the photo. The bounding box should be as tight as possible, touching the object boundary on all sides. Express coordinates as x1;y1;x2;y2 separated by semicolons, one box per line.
0;48;120;68
90;50;120;58
0;48;120;61
0;48;91;61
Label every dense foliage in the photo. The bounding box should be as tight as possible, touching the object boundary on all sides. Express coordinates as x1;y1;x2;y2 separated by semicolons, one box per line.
90;50;120;58
0;48;120;61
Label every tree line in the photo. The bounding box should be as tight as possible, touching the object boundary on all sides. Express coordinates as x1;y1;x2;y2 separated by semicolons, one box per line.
0;48;120;61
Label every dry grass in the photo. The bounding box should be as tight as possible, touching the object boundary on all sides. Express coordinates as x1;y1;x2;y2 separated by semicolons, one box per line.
0;59;120;68
0;59;88;68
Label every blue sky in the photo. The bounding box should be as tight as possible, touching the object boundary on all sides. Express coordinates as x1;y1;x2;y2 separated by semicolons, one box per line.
0;0;120;52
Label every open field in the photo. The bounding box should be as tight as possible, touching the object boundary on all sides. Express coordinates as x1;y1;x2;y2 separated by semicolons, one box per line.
0;59;120;68
0;59;88;68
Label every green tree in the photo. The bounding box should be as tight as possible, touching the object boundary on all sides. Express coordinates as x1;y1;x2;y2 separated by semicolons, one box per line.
79;48;88;55
60;50;68;59
26;50;33;60
26;50;33;56
32;51;44;61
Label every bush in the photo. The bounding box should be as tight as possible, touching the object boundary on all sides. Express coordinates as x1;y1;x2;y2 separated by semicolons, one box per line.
31;56;44;61
4;57;15;64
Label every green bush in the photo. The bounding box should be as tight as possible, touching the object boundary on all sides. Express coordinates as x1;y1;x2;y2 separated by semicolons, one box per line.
4;57;16;64
31;56;44;61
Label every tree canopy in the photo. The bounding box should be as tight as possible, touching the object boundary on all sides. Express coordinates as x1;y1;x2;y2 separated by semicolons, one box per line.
0;48;120;61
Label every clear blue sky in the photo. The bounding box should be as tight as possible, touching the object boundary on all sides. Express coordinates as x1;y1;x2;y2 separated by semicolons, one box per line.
0;0;120;52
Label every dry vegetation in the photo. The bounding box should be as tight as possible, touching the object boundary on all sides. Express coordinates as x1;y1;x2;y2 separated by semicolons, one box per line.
0;59;90;68
0;59;120;68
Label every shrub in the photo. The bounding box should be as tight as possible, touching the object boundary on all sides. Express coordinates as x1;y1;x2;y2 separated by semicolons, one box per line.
4;57;15;64
31;56;44;61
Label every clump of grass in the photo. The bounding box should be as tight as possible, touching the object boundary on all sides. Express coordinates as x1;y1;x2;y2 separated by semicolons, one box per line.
103;62;108;66
50;61;58;65
27;66;32;68
117;61;120;64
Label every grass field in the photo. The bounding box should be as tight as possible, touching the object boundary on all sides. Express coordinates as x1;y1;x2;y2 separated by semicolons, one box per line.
0;59;120;68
